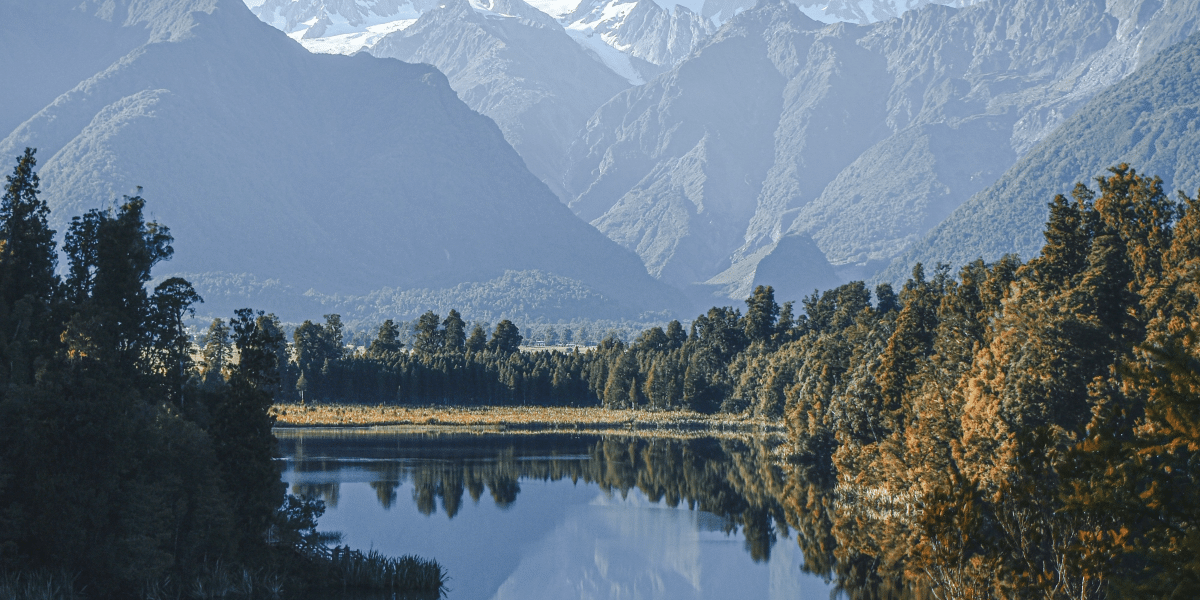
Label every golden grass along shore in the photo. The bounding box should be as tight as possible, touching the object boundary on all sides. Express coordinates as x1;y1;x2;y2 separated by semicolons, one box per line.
270;404;785;437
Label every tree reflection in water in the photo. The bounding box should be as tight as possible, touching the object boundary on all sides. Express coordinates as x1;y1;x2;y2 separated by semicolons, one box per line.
281;431;925;598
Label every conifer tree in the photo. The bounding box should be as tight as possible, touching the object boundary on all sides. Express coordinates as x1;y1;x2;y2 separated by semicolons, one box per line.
488;320;522;354
743;285;780;344
210;309;287;559
465;323;488;355
443;309;466;353
413;311;443;355
200;318;233;387
0;148;58;384
368;319;403;358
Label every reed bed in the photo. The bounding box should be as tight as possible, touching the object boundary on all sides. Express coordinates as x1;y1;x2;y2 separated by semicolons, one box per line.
324;547;444;594
270;404;784;437
0;572;79;600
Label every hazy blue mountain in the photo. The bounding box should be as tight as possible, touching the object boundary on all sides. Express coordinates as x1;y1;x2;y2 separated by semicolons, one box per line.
0;0;684;321
370;0;633;201
565;0;1200;304
565;0;810;300
182;268;648;324
881;30;1200;284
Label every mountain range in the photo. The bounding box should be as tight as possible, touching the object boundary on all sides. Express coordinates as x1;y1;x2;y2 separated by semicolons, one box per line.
8;0;1200;325
0;0;683;322
247;0;1200;309
884;27;1200;283
564;0;1200;303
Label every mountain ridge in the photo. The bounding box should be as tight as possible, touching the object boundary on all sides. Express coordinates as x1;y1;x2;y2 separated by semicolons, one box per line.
0;0;686;320
880;30;1200;283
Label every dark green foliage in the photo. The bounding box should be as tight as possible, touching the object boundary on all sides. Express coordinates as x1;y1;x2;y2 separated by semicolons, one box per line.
208;310;288;560
443;309;466;353
0;149;57;386
743;285;780;344
413;310;443;355
0;153;438;598
368;319;404;358
488;319;522;354
890;32;1200;284
465;323;487;355
199;317;232;387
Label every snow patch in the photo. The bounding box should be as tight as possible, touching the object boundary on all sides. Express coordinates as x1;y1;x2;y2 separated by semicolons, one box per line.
647;0;704;17
564;24;645;84
791;2;841;24
296;19;418;54
522;0;584;18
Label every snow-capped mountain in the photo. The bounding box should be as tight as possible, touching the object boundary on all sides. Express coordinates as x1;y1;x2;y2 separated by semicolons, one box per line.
2;0;685;320
369;0;633;199
245;0;983;68
563;0;1200;305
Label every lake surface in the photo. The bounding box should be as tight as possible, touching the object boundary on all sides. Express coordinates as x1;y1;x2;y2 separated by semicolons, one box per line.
277;429;838;600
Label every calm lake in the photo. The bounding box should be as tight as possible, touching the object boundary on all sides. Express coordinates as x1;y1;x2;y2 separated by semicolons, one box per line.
277;429;839;600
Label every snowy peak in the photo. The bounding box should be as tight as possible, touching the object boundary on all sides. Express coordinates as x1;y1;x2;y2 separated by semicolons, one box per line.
791;0;982;25
243;0;985;66
565;0;715;67
250;0;427;53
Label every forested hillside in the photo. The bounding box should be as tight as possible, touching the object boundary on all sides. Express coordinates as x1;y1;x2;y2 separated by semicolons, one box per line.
0;0;684;321
0;150;443;597
888;30;1200;284
289;164;1200;596
565;0;1200;304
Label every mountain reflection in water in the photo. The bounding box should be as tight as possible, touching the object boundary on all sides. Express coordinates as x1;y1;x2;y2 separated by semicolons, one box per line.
278;431;840;600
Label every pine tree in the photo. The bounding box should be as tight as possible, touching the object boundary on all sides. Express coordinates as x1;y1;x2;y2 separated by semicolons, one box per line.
413;311;443;355
443;309;466;353
743;285;780;344
488;320;522;354
0;148;56;305
368;319;403;358
0;148;58;384
465;324;488;355
200;318;233;387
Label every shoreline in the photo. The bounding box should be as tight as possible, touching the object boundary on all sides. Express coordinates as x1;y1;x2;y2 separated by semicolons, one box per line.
270;404;786;438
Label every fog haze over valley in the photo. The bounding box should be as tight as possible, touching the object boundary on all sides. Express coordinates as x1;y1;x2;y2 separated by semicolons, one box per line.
242;0;1200;313
5;3;1200;596
5;0;1200;322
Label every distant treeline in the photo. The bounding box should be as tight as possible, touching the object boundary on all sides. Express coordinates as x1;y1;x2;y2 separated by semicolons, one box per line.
254;165;1200;598
0;149;442;598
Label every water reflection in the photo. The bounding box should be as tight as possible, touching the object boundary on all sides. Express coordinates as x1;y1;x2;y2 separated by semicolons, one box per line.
278;431;840;600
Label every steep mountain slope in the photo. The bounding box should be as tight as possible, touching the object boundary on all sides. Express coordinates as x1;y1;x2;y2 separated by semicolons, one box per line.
562;0;715;77
246;0;983;59
564;2;814;293
565;0;1200;303
0;0;683;321
369;0;632;200
242;0;987;228
883;31;1200;283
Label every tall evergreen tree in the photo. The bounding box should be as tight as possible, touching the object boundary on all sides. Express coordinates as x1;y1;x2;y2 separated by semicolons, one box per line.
443;309;466;353
0;148;58;384
413;311;443;355
210;309;287;559
488;320;522;354
200;318;232;387
465;324;488;355
368;319;403;358
743;285;780;344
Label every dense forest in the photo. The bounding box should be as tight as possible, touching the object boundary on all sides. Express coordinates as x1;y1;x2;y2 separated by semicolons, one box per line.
0;149;443;598
3;140;1198;598
274;165;1200;598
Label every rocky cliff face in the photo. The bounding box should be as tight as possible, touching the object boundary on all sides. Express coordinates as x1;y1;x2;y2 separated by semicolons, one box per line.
370;0;632;201
564;0;1200;304
882;27;1200;285
0;0;684;320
